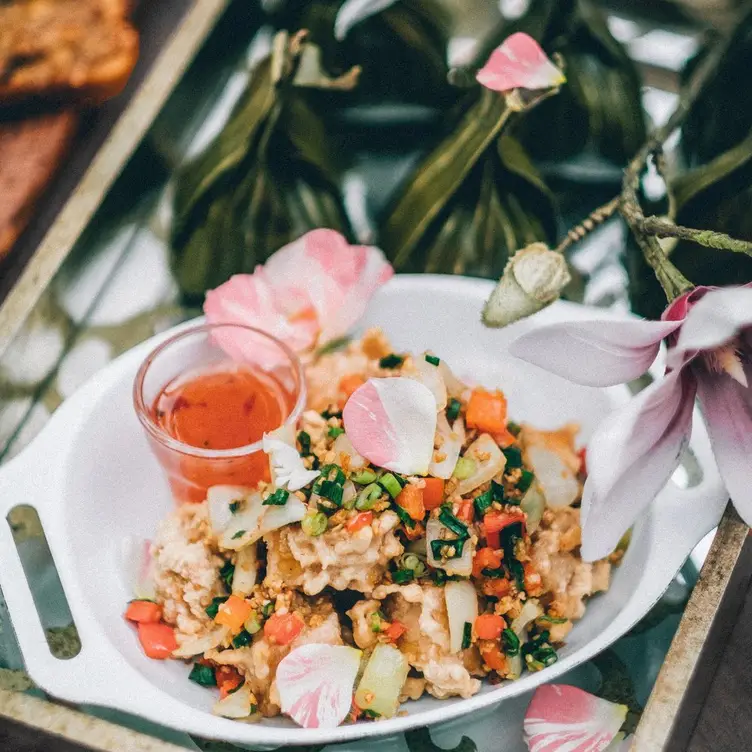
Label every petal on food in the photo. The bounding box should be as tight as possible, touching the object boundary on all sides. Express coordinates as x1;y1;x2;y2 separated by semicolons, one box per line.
263;434;320;491
524;685;628;752
476;33;566;93
343;377;437;475
277;644;362;729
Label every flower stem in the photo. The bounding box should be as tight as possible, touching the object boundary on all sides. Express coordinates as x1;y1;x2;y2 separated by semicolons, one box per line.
639;217;752;257
555;197;620;254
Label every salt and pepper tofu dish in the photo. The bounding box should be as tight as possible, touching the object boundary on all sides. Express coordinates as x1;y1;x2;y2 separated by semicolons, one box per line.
124;329;619;728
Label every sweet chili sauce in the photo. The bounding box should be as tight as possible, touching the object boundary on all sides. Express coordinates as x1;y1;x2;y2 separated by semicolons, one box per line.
150;366;294;503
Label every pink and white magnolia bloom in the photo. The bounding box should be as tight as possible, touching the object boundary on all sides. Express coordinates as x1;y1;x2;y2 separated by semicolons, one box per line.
509;284;752;561
204;229;393;366
476;32;565;93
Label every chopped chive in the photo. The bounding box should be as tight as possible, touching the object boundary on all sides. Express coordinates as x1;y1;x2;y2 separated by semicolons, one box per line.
501;523;523;562
229;500;241;514
205;596;229;619
263;488;289;506
188;663;217;687
538;615;568;625
319;480;344;505
328;426;345;439
453;457;476;480
232;630;253;648
297;431;312;455
379;353;404;369
231;530;246;540
517;470;534;493
430;537;466;560
474;490;493;517
399;553;426;576
502;628;520;656
370;612;384;632
446;398;462;422
503;445;523;468
461;621;472;650
438;507;468;538
301;511;328;536
355;482;383;511
379;472;404;499
219;561;235;591
361;709;381;719
431;568;448;586
508;559;525;591
425;354;440;366
319;464;346;485
533;647;558;667
350;469;377;485
244;612;262;634
507;421;521;436
262;602;274;618
392;568;415;584
393;502;416;528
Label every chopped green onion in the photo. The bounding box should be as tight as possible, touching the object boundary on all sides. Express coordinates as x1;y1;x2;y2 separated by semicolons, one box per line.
244;613;262;634
317;336;351;355
355;483;383;511
537;615;568;625
205;596;229;619
438;507;468;538
328;426;345;439
350;469;377;485
318;480;344;505
231;530;246;540
297;431;312;455
318;464;346;485
491;480;506;502
507;421;521;436
321;408;343;420
361;709;381;719
533;647;558;667
501;523;523;562
425;354;440;366
453;457;476;480
461;621;472;650
219;561;235;591
446;398;462;422
399;553;426;577
503;446;523;468
473;490;493;517
431;568;448;586
232;630;253;648
229;501;241;514
430;537;466;560
301;512;328;537
370;612;384;632
379;354;404;369
188;663;217;687
481;567;506;578
392;568;415;584
379;472;404;498
392;502;416;528
502;628;520;656
263;488;289;506
508;559;525;591
262;602;274;618
517;470;534;493
249;703;258;714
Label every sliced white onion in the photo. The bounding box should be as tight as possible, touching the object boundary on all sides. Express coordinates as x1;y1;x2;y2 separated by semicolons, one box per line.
332;432;368;470
526;445;579;508
456;434;506;495
342;479;357;508
122;536;156;601
511;598;543;636
263;434;320;491
355;643;410;719
212;684;255;718
207;486;252;534
406;353;447;410
426;517;475;577
444;580;478;653
520;482;546;534
258;496;307;536
429;414;465;480
219;492;267;550
232;545;258;596
438;359;468;400
173;625;229;658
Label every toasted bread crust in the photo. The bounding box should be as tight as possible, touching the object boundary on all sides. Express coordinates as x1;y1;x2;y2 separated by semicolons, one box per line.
0;0;139;106
0;110;79;260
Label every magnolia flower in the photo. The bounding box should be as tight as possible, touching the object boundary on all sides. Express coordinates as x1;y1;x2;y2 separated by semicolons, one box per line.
509;284;752;561
483;243;571;328
524;684;628;752
476;32;566;93
204;229;393;366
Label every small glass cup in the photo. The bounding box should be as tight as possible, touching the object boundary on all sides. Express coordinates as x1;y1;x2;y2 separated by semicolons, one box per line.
133;323;306;504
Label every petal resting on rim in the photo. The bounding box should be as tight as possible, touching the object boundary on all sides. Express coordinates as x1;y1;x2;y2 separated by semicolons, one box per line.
476;32;565;93
277;644;362;729
696;364;752;527
343;377;437;475
524;684;628;752
509;318;681;387
580;369;696;561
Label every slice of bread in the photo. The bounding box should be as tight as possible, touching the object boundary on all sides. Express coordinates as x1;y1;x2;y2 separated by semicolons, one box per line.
0;0;139;105
0;109;79;261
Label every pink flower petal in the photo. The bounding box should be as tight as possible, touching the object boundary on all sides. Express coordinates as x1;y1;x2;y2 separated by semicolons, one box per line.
276;644;362;729
476;33;565;93
696;364;752;527
524;685;627;752
343;377;437;475
508;318;681;387
580;369;696;561
668;286;752;367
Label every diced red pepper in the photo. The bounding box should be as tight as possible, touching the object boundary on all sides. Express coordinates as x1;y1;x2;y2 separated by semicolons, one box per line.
472;547;502;579
483;509;526;549
578;447;587;475
125;600;162;624
466;389;509;435
523;562;544;596
214;595;253;634
475;613;505;640
216;666;243;699
137;622;177;659
347;511;373;533
396;485;425;521
456;499;474;524
422;478;445;510
384;620;407;642
264;612;304;645
482;578;512;598
480;642;507;672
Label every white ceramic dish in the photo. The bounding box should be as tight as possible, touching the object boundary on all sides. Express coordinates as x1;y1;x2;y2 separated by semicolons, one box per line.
0;276;727;748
